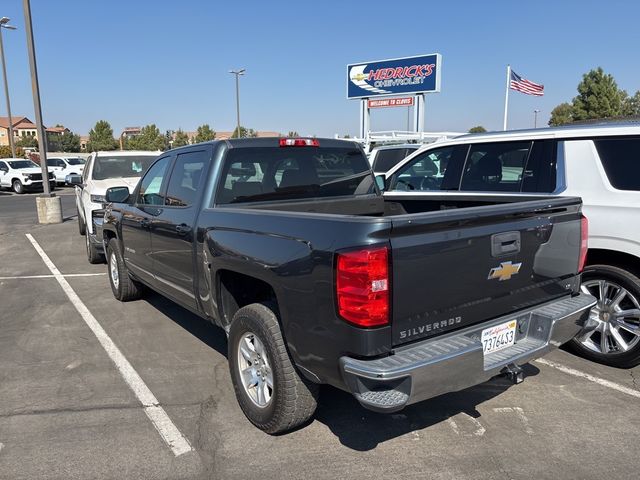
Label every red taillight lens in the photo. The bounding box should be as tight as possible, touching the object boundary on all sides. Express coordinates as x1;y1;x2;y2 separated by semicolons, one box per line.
578;215;588;273
279;138;320;147
336;246;389;327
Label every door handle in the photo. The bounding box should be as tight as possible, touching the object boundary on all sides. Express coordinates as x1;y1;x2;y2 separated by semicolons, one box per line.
491;231;521;257
176;223;192;235
140;218;151;229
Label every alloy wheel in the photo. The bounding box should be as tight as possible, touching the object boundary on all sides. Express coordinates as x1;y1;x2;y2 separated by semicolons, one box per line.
109;252;119;290
577;279;640;354
237;331;274;408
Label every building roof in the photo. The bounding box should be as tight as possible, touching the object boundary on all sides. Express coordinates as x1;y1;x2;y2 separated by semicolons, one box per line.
45;126;69;134
0;116;39;129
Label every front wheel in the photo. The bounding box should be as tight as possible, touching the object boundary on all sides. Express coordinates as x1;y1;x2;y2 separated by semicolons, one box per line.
228;303;318;434
12;179;24;194
569;264;640;368
106;238;142;301
85;229;104;264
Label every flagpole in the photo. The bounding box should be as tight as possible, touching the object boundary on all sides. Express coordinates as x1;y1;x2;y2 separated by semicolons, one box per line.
503;64;510;131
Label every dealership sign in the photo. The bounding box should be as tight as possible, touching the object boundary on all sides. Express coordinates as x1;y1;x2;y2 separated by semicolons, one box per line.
368;97;414;108
347;53;441;99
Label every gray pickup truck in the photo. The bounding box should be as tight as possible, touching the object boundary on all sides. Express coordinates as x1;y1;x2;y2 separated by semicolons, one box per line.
102;137;595;433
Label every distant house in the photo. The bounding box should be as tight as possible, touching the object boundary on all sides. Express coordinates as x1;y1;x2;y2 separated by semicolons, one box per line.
121;127;142;139
0;116;40;146
45;126;70;136
80;135;89;151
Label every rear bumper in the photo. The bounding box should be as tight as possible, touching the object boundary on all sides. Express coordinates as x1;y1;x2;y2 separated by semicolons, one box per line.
340;293;596;413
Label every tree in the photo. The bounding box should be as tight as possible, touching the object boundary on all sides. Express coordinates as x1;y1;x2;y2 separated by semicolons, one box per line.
194;124;216;143
548;103;574;126
622;90;640;116
87;120;117;151
16;136;38;148
0;145;23;157
231;126;258;138
468;126;486;133
125;124;165;151
173;129;190;148
571;67;625;121
47;130;81;152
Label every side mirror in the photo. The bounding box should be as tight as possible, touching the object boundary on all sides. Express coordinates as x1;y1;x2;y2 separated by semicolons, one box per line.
375;174;386;192
66;174;83;185
105;186;130;203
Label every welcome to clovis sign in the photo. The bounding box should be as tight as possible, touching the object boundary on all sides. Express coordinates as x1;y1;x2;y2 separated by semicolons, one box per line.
347;53;442;99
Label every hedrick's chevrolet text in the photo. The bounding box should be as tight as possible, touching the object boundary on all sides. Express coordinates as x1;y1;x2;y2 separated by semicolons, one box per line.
102;137;596;433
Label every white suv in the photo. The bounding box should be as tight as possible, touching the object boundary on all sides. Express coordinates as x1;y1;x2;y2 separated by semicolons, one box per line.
381;123;640;367
70;150;160;263
46;156;86;185
0;158;56;193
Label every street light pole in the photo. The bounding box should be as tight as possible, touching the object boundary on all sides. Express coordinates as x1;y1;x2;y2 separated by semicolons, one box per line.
23;0;62;224
534;109;540;129
229;69;245;138
0;17;17;158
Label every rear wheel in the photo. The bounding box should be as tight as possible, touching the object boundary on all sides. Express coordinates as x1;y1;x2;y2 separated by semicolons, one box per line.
228;303;318;433
569;264;640;368
12;179;24;194
106;238;142;301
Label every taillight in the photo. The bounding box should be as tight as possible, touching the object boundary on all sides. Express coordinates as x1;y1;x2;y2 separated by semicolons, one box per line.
336;246;389;327
578;215;588;273
279;138;320;147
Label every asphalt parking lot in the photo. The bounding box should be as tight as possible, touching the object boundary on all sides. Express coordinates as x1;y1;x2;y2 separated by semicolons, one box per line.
1;192;639;480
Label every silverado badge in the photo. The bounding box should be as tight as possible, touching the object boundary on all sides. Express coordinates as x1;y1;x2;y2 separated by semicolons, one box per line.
488;261;522;281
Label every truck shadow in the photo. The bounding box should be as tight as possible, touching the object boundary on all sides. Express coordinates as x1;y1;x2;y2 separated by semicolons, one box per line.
314;363;539;451
143;290;541;450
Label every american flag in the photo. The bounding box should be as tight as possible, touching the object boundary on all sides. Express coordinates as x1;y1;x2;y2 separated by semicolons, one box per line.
510;70;544;96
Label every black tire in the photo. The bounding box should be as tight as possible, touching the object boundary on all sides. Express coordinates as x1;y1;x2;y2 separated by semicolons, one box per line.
568;264;640;368
228;303;319;434
12;179;24;194
85;229;104;264
106;238;142;301
78;208;86;236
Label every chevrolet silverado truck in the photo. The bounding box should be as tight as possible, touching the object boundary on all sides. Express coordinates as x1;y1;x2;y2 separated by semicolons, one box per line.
101;137;595;433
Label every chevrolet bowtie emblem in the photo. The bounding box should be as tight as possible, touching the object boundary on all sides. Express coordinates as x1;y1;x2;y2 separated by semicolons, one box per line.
488;261;522;281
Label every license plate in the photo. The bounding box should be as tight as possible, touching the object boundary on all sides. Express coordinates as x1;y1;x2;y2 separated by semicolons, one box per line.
481;320;517;355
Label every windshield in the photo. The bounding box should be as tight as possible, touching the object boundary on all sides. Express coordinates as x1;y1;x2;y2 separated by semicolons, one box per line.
67;158;84;165
92;155;156;180
8;160;39;169
216;146;374;204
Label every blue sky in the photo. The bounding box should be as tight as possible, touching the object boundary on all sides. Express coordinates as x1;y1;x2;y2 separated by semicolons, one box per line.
1;0;639;137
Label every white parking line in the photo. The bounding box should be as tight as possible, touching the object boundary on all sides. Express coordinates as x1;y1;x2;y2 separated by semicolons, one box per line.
535;358;640;399
0;273;106;280
25;234;193;457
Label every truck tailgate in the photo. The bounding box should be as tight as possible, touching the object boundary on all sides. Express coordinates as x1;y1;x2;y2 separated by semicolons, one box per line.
389;197;583;346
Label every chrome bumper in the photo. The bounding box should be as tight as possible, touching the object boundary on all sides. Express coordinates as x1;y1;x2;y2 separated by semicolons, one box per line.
340;293;596;413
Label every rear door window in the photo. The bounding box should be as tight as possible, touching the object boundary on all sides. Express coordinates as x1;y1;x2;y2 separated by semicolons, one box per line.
459;141;532;192
164;150;207;207
594;137;640;191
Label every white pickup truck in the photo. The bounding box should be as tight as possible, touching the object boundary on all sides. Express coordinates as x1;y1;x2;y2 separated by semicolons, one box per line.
46;156;86;185
67;150;160;264
380;123;640;367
